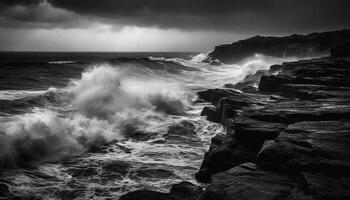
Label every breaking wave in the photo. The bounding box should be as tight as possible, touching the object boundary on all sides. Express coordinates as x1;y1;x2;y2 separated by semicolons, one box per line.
0;53;303;169
0;65;193;168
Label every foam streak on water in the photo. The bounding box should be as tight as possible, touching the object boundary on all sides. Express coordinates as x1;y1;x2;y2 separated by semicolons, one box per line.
0;52;298;199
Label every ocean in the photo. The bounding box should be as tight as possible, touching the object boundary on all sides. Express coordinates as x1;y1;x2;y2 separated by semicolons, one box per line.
0;52;292;199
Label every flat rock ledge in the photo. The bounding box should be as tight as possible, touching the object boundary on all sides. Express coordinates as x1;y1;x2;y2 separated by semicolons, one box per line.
120;45;350;200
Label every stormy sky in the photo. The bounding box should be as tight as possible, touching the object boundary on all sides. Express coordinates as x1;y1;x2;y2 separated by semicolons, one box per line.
0;0;349;51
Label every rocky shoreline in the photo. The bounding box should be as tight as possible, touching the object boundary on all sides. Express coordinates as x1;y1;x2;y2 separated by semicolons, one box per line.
120;42;350;199
205;29;350;64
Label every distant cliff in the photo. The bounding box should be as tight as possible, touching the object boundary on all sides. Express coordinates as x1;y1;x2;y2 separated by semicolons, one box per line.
207;29;350;64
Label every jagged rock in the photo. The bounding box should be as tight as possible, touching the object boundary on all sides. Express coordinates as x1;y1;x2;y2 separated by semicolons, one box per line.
201;107;219;123
259;75;292;93
119;182;202;200
241;85;258;93
122;34;350;200
234;70;268;92
259;57;350;95
196;135;259;183
207;30;350;64
198;89;270;124
202;163;296;200
257;121;350;177
197;89;242;105
269;64;283;74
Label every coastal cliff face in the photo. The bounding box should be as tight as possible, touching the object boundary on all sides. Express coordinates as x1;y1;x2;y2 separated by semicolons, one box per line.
120;36;350;200
196;44;350;200
207;29;350;64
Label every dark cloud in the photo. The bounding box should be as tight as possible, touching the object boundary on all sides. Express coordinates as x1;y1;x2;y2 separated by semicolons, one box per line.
49;0;350;33
0;0;42;6
0;0;349;33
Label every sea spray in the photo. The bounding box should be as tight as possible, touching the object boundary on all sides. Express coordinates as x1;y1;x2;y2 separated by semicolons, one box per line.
0;64;194;168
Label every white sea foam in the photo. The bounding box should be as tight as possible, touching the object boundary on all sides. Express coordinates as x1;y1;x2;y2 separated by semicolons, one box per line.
190;52;210;62
0;64;194;168
0;54;304;169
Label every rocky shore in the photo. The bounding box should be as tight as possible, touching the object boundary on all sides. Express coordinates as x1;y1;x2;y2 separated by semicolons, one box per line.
120;41;350;199
206;29;350;64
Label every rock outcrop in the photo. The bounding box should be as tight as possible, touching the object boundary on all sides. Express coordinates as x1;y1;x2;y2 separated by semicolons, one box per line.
207;29;350;64
120;35;350;200
194;43;350;199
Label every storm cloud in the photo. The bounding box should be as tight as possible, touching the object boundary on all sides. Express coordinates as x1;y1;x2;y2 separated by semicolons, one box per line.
0;0;349;51
1;0;349;32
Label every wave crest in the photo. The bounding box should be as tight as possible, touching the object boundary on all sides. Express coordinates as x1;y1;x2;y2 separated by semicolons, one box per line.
0;64;193;168
69;65;192;118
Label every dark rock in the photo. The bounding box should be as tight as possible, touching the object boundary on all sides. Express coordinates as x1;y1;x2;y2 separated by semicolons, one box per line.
288;172;350;199
119;182;202;200
269;64;283;74
241;85;258;93
201;107;219;123
280;84;350;99
0;183;10;199
206;30;350;64
247;99;350;124
198;89;269;124
233;70;268;92
235;119;287;145
196;135;258;183
331;42;350;57
223;83;235;88
202;163;296;200
259;75;292;93
202;163;350;200
297;89;350;100
257;121;350;177
259;57;350;95
232;80;255;90
197;89;242;105
169;182;203;200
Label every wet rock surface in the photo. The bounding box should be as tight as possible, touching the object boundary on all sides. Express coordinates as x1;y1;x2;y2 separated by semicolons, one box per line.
194;47;350;199
120;41;350;200
202;163;296;200
257;120;350;176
